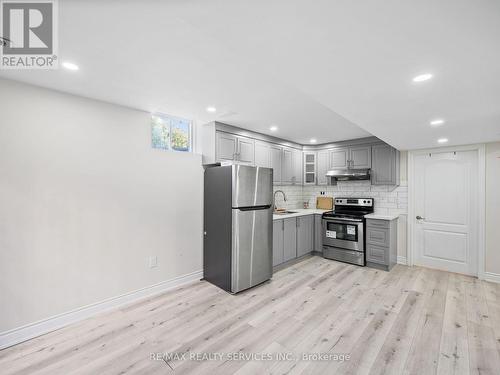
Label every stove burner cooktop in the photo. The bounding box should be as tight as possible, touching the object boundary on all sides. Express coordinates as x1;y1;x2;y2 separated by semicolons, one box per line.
322;197;374;221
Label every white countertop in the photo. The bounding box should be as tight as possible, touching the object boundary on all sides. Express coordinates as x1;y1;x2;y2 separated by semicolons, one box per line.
273;208;330;220
273;210;399;221
364;213;399;220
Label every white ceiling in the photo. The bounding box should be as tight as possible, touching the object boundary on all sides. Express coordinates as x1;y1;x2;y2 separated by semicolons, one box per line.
1;0;499;149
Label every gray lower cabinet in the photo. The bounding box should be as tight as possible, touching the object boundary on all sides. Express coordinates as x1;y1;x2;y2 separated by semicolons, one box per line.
274;215;317;267
314;214;323;252
371;144;400;185
297;215;313;257
366;218;398;271
283;217;297;262
272;220;284;266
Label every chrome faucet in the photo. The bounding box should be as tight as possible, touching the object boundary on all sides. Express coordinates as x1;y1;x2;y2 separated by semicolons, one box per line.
273;190;287;211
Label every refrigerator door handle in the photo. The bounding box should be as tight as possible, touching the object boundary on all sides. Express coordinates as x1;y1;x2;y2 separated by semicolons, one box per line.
237;205;272;211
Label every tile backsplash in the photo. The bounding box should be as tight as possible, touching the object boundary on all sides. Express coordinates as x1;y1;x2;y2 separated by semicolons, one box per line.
274;181;407;216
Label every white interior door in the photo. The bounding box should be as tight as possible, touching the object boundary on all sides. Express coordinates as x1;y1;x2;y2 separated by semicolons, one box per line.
413;150;478;275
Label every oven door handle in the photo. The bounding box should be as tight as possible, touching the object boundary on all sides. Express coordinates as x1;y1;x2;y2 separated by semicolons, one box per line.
323;218;363;224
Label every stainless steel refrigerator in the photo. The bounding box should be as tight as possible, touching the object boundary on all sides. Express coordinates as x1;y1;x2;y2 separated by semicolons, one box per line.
204;164;273;293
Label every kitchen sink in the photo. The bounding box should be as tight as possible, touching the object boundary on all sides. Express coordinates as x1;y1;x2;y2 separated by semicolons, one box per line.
273;210;297;215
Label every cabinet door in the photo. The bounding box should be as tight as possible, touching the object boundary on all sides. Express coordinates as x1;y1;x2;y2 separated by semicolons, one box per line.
314;214;323;252
273;220;284;266
282;148;293;184
237;137;255;165
283;217;297;262
216;132;238;161
297;215;313;257
371;144;400;185
366;243;388;265
292;149;303;185
270;145;282;184
303;152;316;185
329;148;349;169
317;150;329;185
254;141;270;168
350;146;371;169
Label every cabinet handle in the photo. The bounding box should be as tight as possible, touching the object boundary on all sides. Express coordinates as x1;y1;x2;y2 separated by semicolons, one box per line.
282;221;284;231
297;218;300;227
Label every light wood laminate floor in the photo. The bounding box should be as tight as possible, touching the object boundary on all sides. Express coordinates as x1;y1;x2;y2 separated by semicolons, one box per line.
2;256;500;375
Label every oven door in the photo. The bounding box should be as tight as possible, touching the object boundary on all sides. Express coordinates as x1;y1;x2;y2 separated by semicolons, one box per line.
322;218;364;251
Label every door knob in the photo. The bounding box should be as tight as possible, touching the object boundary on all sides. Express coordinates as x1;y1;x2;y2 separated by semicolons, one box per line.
416;216;425;220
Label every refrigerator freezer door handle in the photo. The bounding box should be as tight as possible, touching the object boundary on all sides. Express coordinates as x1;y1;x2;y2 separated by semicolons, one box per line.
237;205;272;211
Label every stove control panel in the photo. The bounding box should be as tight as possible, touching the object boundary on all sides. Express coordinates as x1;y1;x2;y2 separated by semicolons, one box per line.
335;198;373;207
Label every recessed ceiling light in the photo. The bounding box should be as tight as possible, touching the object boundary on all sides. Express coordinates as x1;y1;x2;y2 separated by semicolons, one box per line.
412;73;433;82
62;61;79;71
430;119;445;126
270;126;278;132
310;138;317;143
206;106;216;113
437;138;448;143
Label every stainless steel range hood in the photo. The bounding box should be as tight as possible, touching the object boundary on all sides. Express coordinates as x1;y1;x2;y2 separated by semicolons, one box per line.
326;169;371;183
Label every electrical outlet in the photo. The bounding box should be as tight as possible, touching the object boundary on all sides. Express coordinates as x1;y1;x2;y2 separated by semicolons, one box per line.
149;256;158;268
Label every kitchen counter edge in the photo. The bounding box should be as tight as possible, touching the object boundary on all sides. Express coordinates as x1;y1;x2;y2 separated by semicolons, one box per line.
273;208;330;220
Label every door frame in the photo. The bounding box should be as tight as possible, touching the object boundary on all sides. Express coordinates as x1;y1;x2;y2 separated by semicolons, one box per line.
407;144;486;279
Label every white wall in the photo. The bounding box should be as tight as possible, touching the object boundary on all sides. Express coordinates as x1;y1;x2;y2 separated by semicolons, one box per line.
486;142;500;275
0;79;203;333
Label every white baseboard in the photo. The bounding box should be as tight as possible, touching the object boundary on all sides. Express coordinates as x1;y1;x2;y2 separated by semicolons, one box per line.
484;271;500;284
0;270;203;350
397;256;407;265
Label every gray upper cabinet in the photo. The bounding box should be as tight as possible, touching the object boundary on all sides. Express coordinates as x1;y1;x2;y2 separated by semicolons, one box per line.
270;145;282;184
216;132;238;161
371;144;400;185
303;152;316;185
283;217;297;262
216;132;254;165
292;149;303;185
297;215;314;257
254;141;270;168
317;150;329;185
210;124;399;188
273;220;284;266
350;145;371;169
237;137;255;165
329;145;371;170
329;147;349;169
282;148;293;184
281;147;302;185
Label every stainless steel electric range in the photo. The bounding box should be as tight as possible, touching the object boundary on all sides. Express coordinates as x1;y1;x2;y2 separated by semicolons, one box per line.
321;198;374;266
